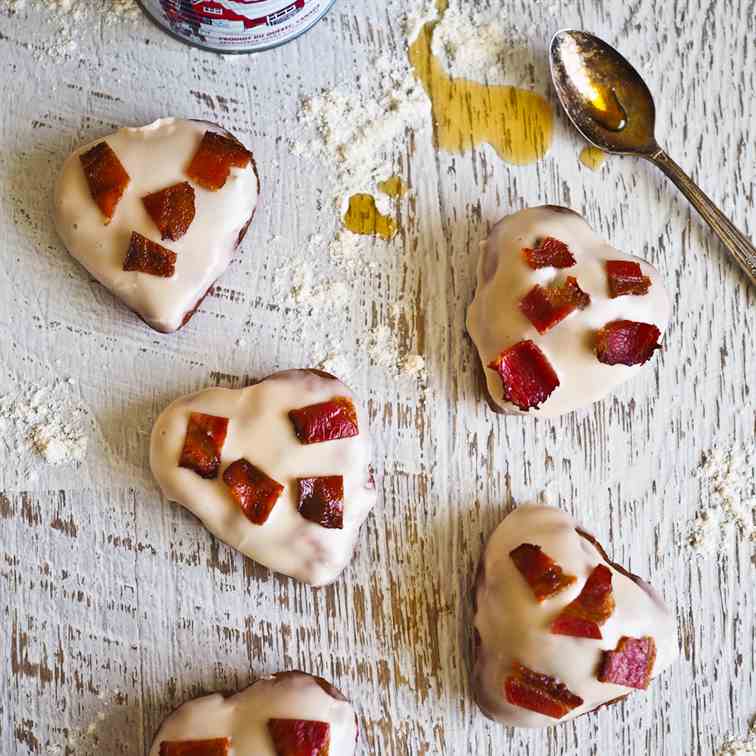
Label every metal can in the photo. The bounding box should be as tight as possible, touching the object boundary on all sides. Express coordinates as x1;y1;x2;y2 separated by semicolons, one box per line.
138;0;337;54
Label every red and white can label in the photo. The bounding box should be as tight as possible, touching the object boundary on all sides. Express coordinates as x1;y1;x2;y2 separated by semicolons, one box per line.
139;0;336;53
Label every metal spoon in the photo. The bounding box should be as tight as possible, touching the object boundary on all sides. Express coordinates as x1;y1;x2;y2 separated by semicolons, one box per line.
550;29;756;284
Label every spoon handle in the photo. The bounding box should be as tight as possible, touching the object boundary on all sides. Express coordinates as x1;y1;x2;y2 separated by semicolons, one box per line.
646;149;756;284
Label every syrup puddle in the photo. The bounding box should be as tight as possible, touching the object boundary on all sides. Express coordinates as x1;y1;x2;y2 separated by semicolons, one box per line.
409;1;554;165
378;175;408;199
579;145;607;171
343;193;398;240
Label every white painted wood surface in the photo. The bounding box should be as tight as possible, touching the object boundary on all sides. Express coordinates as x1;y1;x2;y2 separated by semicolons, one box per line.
0;1;754;754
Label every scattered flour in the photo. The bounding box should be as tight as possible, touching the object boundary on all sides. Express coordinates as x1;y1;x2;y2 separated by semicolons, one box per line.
716;721;756;756
688;446;756;558
284;5;436;381
7;0;141;60
18;0;141;21
318;352;354;385
398;0;439;45
294;54;430;211
431;3;528;84
0;380;90;478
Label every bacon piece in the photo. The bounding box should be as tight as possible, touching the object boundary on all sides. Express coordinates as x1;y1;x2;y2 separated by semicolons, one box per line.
142;181;196;241
123;231;177;277
550;564;615;639
599;636;657;690
159;738;230;756
288;397;359;445
522;237;576;269
178;412;229;479
186;130;251;191
504;662;583;719
79;141;130;223
509;543;576;601
223;459;284;525
297;476;344;529
606;260;652;298
268;718;331;756
487;340;560;411
595;320;661;366
520;276;591;334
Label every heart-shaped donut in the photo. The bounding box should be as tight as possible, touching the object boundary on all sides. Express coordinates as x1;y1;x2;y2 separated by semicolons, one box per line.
472;505;678;728
150;369;377;586
149;671;358;756
54;117;259;333
466;206;670;416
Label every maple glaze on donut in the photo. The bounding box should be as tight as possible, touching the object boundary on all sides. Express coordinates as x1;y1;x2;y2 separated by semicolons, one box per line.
472;505;678;728
467;206;670;416
54;118;259;333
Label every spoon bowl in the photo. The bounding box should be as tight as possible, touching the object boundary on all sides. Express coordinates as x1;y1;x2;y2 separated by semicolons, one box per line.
550;30;658;155
549;29;756;284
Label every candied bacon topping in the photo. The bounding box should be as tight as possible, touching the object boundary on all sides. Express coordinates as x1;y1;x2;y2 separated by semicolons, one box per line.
522;237;577;269
268;718;331;756
223;459;284;526
598;636;657;690
509;543;576;602
186;130;251;191
606;260;652;298
123;232;177;277
504;662;583;719
520;276;591;334
178;412;229;479
595;320;661;366
488;340;560;412
288;397;359;445
159;738;231;756
79;141;130;223
142;181;196;241
550;564;615;639
297;476;344;530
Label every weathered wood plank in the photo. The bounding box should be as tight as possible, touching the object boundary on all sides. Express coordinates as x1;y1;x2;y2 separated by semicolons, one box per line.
0;0;753;754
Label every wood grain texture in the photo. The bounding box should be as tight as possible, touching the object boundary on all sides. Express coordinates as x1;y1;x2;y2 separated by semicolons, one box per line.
0;0;754;754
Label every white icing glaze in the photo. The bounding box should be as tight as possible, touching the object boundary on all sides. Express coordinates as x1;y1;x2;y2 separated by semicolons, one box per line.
150;370;377;587
473;505;678;729
54;117;259;333
466;206;670;417
148;672;357;756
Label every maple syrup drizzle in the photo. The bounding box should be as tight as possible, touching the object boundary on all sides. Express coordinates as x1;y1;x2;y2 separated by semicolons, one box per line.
585;85;627;131
409;5;554;165
378;175;408;199
579;145;606;171
343;194;398;240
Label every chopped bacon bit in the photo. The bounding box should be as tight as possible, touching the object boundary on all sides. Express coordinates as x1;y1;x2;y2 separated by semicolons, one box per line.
520;276;591;334
159;738;231;756
606;260;652;298
186;130;251;191
142;181;196;241
522;237;577;269
509;543;576;601
297;476;344;529
504;662;583;719
123;232;177;277
178;412;229;479
268;718;331;756
79;141;130;223
488;340;560;411
288;397;359;445
550;564;615;639
595;320;662;366
223;459;284;525
599;636;657;690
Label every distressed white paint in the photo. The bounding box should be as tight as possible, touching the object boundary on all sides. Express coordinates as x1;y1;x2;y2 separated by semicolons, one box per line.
0;1;753;755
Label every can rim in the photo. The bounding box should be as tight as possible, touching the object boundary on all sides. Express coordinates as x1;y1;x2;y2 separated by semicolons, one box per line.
136;0;337;55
